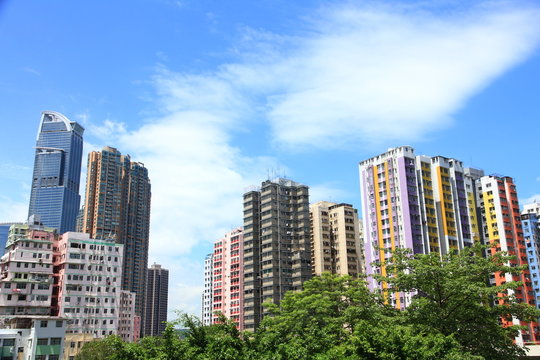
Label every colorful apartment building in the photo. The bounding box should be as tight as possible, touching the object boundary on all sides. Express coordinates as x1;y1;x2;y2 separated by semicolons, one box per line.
360;146;539;343
52;232;123;338
310;201;364;277
359;146;483;308
476;176;539;344
212;228;244;330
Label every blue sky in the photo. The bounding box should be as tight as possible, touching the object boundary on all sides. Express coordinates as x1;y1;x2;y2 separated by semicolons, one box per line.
1;0;540;317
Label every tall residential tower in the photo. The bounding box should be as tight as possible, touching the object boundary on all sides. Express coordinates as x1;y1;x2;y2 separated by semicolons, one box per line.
81;146;151;326
310;201;364;277
143;263;169;337
242;178;311;331
28;111;84;233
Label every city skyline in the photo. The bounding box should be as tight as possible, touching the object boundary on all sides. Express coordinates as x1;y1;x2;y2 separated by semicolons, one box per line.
1;1;540;317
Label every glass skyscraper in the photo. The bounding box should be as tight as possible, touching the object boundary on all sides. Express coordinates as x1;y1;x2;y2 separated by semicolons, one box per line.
28;111;84;234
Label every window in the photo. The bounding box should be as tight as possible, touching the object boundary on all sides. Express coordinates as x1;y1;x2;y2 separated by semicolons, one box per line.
56;320;63;327
37;338;48;345
2;339;14;346
49;356;59;360
50;338;62;345
40;320;48;328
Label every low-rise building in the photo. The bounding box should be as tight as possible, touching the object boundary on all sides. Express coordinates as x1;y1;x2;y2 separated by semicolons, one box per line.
0;316;67;360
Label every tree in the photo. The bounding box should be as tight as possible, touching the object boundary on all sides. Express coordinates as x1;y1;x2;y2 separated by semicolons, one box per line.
375;244;540;359
253;273;475;359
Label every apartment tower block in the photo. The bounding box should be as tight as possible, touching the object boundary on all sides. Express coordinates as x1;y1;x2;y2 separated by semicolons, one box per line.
242;178;311;331
310;201;364;277
81;146;151;326
211;228;244;329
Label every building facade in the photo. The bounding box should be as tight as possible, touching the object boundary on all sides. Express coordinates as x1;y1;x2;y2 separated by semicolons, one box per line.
211;228;244;329
0;220;56;316
28;111;84;234
0;316;67;360
521;209;540;310
243;178;311;331
310;201;363;277
52;232;123;338
118;290;137;342
202;254;213;326
476;176;539;343
359;146;483;308
143;264;168;337
81;146;151;325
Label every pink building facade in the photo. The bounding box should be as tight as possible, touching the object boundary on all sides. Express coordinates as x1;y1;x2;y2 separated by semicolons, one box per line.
212;227;244;330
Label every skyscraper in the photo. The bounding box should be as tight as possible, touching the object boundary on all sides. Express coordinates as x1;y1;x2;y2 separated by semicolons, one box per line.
310;201;364;277
144;263;169;337
28;111;84;234
243;178;311;331
81;146;151;325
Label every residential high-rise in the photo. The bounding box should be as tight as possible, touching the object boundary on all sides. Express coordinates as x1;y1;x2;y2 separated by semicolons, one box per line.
211;228;244;329
28;111;84;234
476;176;539;344
359;146;483;307
202;253;213;326
81;146;151;325
521;205;540;310
118;290;138;342
243;178;311;331
52;232;123;338
310;202;363;277
359;146;539;343
143;263;169;337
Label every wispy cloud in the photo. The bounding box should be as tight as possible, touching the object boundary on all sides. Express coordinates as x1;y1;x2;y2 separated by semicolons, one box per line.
173;1;540;150
21;67;41;76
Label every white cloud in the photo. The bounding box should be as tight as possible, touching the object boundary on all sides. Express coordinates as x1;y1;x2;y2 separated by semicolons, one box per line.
180;2;540;149
0;195;28;223
521;194;540;207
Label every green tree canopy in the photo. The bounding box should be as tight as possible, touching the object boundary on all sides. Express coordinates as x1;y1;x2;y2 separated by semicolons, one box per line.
76;244;539;359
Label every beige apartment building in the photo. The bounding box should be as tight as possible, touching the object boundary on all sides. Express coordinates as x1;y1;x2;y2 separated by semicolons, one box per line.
310;202;364;278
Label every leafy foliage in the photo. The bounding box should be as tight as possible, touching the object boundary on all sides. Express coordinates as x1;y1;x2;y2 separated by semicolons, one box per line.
77;245;539;359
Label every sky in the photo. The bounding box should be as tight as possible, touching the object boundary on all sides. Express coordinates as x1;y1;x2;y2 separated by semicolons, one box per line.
1;0;540;319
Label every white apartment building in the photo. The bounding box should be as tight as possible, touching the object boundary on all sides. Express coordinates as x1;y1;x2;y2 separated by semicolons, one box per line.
53;232;123;338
